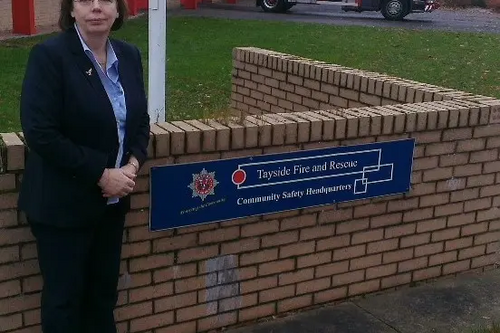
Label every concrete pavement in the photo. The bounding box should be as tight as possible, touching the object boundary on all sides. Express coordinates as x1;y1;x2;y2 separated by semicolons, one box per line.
226;268;500;333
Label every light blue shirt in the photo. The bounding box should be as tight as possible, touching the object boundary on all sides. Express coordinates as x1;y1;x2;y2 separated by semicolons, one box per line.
75;23;127;205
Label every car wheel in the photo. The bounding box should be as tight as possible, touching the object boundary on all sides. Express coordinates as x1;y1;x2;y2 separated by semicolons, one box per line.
381;0;408;20
261;0;287;12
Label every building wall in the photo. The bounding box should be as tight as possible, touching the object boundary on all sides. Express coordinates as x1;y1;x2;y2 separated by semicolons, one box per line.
1;47;500;333
0;0;13;32
35;0;60;28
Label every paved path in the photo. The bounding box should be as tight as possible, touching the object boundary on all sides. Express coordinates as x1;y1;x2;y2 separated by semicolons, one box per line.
171;1;500;34
226;268;500;333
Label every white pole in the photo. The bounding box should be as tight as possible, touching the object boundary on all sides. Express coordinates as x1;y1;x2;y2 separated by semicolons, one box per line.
148;0;167;123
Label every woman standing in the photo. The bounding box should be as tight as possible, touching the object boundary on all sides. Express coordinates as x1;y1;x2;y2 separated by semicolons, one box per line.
18;0;150;332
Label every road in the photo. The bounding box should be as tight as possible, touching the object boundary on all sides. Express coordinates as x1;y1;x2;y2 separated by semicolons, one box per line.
170;0;500;34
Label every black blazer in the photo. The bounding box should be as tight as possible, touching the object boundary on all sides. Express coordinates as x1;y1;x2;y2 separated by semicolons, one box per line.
18;27;150;227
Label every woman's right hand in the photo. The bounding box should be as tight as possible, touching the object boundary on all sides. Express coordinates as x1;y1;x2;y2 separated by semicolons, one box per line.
98;168;136;198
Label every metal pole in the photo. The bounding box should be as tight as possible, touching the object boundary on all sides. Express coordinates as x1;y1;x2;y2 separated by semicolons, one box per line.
148;0;167;123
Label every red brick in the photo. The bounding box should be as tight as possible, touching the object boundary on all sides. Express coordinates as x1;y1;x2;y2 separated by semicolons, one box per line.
417;218;446;233
459;245;486;260
333;245;366;261
130;312;174;331
383;248;413;264
471;253;497;268
115;302;153;322
467;174;495;188
457;138;485;152
413;266;441;281
442;128;472;141
241;249;278;266
445;237;473;251
156;321;196;333
366;263;397;279
400;233;431;248
314;287;347;304
367;239;399;254
297;277;331;295
241;220;279;237
199;227;240;245
0;174;15;191
353;202;387;218
423;168;453;182
198;311;237;331
480;185;500;198
0;313;22;331
454;163;482;177
464;198;491;213
387;198;419;212
221;238;260;255
475;231;500;245
239;303;276;322
352;229;384;245
414;243;442;258
129;254;174;272
403;208;433;222
0;259;39;282
348;279;380;296
432;227;460;242
280;241;315;258
0;280;21;298
240;276;277;294
297;251;332;268
279;268;314;285
420;193;450;208
336;218;369;234
278;294;312;313
261;231;298;248
154;292;197;313
300;225;336;241
0;192;18;210
381;272;412;289
317;234;350;251
281;214;317;231
429;251;457;266
371;213;403;228
448;212;476;226
318;208;353;224
154;264;196;283
440;152;469;167
176;302;218;322
259;259;295;276
385;223;416;239
462;222;489;236
398;257;428;273
331;270;365;287
450;189;478;203
218;293;258;312
443;259;471;275
174;274;217;294
1;133;25;171
259;285;295;303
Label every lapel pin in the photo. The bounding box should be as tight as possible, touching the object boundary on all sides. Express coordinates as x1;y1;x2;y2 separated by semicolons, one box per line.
86;68;92;76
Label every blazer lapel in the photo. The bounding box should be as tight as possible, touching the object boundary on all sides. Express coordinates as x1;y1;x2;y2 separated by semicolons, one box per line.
64;28;114;118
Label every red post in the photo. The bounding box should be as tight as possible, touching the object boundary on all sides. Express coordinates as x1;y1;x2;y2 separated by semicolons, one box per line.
127;0;139;15
183;0;198;9
137;0;149;9
12;0;36;35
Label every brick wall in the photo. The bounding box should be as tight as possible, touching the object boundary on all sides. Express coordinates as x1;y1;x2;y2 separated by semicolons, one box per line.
0;0;12;32
35;0;60;28
1;47;500;333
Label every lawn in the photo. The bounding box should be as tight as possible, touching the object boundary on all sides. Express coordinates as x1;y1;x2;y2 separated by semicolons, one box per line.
1;15;500;133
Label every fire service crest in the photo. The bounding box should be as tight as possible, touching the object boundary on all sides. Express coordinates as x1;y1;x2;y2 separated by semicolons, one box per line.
188;168;219;201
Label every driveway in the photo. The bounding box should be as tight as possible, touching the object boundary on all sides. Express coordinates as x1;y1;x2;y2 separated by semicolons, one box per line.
170;0;500;33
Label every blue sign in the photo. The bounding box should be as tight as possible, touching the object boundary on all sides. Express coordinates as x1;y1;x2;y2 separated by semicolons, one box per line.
149;138;415;231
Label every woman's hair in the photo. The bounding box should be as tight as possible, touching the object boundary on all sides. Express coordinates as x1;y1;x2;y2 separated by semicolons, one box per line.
58;0;129;31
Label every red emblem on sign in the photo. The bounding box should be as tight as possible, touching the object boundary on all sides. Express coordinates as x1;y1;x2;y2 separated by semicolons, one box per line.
232;168;247;185
188;168;219;201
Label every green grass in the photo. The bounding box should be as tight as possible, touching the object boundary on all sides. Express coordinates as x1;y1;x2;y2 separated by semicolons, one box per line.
2;15;500;132
471;323;500;333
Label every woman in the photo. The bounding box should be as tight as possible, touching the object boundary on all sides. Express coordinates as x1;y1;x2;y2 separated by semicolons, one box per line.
18;0;150;332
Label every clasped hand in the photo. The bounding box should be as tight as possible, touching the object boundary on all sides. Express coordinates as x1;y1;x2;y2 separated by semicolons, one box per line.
98;165;137;198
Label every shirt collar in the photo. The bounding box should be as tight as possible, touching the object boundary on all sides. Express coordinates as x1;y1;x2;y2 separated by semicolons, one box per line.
74;22;118;70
